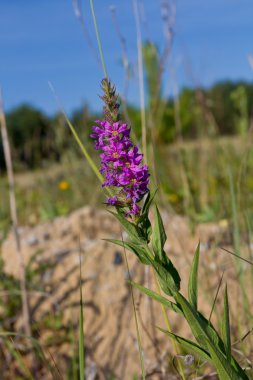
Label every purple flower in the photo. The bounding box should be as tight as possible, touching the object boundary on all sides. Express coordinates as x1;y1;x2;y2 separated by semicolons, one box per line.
91;119;150;216
106;195;119;205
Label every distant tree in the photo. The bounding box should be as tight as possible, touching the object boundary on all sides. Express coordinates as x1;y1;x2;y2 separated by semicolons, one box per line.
230;85;249;135
1;80;253;172
125;104;142;141
70;103;101;156
5;104;53;169
208;81;241;135
160;88;199;143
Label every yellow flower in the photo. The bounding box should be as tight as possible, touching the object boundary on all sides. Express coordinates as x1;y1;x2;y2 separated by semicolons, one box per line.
219;219;228;228
167;193;179;203
58;180;70;191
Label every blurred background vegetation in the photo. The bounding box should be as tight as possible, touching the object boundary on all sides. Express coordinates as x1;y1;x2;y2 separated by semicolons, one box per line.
1;79;253;172
1;6;253;378
1;41;253;237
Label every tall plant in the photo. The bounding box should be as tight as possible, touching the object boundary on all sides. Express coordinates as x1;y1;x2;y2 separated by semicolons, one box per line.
89;78;249;379
66;2;251;378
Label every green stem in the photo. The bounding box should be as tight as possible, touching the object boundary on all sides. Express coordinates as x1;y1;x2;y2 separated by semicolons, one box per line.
132;0;147;163
153;275;186;380
122;233;146;380
145;245;186;380
144;246;155;262
90;0;108;79
49;81;113;196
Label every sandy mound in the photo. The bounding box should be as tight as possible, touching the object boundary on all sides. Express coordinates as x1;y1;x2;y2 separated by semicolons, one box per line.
1;207;234;379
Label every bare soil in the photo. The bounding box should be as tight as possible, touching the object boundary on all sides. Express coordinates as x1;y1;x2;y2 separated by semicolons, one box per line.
1;206;248;379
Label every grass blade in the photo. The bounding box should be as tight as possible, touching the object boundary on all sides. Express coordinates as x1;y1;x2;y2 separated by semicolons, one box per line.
141;189;157;216
90;0;108;78
229;170;250;318
121;234;146;380
188;242;200;310
104;238;151;265
131;281;182;315
174;292;241;379
0;331;55;377
208;271;224;322
221;284;231;362
108;209;144;242
48;82;109;193
152;205;167;261
205;339;238;380
220;247;253;267
78;251;85;380
157;327;211;362
4;338;34;380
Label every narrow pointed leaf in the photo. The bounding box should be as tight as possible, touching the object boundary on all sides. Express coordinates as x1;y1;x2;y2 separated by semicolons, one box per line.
151;205;181;293
141;189;158;216
175;292;241;379
175;292;219;349
175;292;209;349
152;258;180;296
221;285;231;362
152;205;167;261
195;313;248;378
230;357;249;379
131;282;182;314
104;239;151;265
157;327;211;362
205;340;239;380
137;212;152;243
108;210;143;242
188;242;200;310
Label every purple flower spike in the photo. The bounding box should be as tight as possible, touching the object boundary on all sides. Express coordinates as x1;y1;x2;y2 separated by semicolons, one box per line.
91;118;150;217
91;78;150;217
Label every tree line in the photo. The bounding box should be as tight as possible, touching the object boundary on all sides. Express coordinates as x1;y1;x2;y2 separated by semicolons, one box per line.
0;80;253;171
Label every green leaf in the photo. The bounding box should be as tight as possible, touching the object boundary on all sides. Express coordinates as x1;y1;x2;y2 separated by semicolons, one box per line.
137;206;152;243
150;205;181;295
175;292;242;379
109;210;144;242
175;292;207;348
175;292;222;349
198;313;220;348
104;239;151;265
4;339;34;380
230;357;249;379
221;285;231;362
157;327;211;362
0;332;54;375
141;189;158;216
152;205;167;261
188;242;200;310
131;282;182;315
152;257;180;296
193;312;248;378
205;339;239;380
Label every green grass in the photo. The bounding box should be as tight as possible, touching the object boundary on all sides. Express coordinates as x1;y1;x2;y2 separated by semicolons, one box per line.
1;134;253;230
1;134;253;378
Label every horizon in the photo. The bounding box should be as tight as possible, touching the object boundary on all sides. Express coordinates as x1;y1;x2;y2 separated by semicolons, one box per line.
4;77;253;118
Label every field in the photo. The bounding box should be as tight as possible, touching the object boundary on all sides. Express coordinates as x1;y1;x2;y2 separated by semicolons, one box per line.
1;1;253;379
1;132;253;379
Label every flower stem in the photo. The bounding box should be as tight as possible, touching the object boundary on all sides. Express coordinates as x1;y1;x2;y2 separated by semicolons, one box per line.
132;0;147;163
153;272;186;380
90;0;108;79
122;232;146;380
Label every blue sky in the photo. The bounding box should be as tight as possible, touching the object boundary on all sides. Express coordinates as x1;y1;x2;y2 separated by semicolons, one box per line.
0;0;252;115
